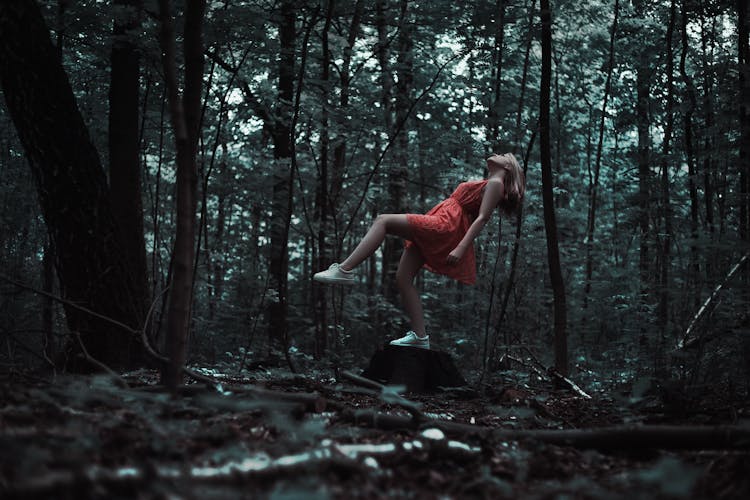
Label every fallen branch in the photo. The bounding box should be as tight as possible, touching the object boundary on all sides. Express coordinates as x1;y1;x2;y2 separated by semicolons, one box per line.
547;368;592;400
339;369;424;422
678;251;750;350
490;424;750;451
137;383;345;413
344;409;750;451
72;331;129;388
508;352;592;400
0;450;364;497
0;432;483;497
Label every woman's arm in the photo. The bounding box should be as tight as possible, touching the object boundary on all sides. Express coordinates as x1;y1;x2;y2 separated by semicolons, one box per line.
446;179;505;265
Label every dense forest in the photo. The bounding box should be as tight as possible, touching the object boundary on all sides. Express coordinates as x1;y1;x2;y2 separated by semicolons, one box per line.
1;0;749;497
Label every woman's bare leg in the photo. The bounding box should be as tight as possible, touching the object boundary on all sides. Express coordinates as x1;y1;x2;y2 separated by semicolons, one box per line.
339;214;414;271
395;245;427;338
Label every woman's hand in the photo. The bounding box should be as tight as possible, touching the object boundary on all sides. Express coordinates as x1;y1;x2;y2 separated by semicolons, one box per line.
446;246;465;265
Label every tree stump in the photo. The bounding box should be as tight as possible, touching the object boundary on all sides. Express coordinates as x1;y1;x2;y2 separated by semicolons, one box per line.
361;345;467;393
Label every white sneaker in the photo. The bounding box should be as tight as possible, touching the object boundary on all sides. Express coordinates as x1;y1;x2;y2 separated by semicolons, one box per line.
313;263;356;285
389;331;430;349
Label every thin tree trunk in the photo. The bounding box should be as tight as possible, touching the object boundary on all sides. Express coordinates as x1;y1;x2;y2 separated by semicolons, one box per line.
42;239;55;361
158;0;206;389
484;0;536;373
488;0;506;150
583;0;619;304
330;0;363;222
267;0;295;348
513;0;536;152
314;0;334;358
739;0;750;286
382;0;412;304
313;0;364;356
680;0;700;307
211;146;228;322
539;0;567;375
657;0;677;369
634;0;652;341
376;0;404;302
700;16;715;239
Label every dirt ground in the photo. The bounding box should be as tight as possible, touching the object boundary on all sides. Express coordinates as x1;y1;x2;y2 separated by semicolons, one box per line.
0;364;748;499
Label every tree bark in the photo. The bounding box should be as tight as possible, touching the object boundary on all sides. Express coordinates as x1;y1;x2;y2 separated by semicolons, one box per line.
158;0;206;389
539;0;567;375
634;0;652;340
109;0;150;334
314;0;334;357
488;0;506;150
739;0;750;284
0;0;147;369
700;20;715;239
657;0;677;367
267;0;296;348
680;0;700;306
382;0;412;304
512;0;536;152
42;239;56;361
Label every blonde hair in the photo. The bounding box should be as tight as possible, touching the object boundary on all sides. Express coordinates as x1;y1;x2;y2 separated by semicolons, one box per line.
497;152;525;216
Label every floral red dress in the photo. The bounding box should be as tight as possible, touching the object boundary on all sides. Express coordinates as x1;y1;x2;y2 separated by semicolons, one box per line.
405;179;488;285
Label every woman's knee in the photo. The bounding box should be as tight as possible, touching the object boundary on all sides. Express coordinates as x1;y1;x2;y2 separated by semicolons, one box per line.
395;263;418;289
395;271;413;291
374;214;394;227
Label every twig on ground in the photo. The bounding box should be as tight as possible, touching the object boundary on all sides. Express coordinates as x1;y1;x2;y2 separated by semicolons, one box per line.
72;331;129;388
344;409;750;451
339;370;424;422
516;348;592;399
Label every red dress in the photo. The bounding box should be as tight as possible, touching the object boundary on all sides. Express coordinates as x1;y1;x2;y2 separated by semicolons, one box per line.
406;179;488;285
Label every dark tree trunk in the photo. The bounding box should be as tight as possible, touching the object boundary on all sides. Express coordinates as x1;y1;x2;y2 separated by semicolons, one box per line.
314;0;334;358
42;239;56;361
513;0;536;152
488;0;506;150
539;0;567;375
310;0;364;358
0;0;147;369
739;0;750;275
680;0;700;305
375;0;401;302
375;0;394;134
158;0;206;389
331;0;363;220
109;0;150;330
211;149;228;322
657;0;677;367
700;23;715;239
267;0;296;348
583;0;618;304
382;0;412;303
635;0;652;329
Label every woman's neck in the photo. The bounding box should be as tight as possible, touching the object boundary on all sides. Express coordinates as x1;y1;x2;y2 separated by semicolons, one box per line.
488;169;507;181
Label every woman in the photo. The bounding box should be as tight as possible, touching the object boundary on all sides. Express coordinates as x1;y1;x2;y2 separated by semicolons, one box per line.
314;153;526;349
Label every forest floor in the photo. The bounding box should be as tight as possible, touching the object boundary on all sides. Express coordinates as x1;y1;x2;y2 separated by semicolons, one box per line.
0;355;749;499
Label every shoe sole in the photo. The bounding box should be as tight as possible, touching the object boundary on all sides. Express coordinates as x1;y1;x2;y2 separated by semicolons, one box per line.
313;275;356;285
389;342;430;349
